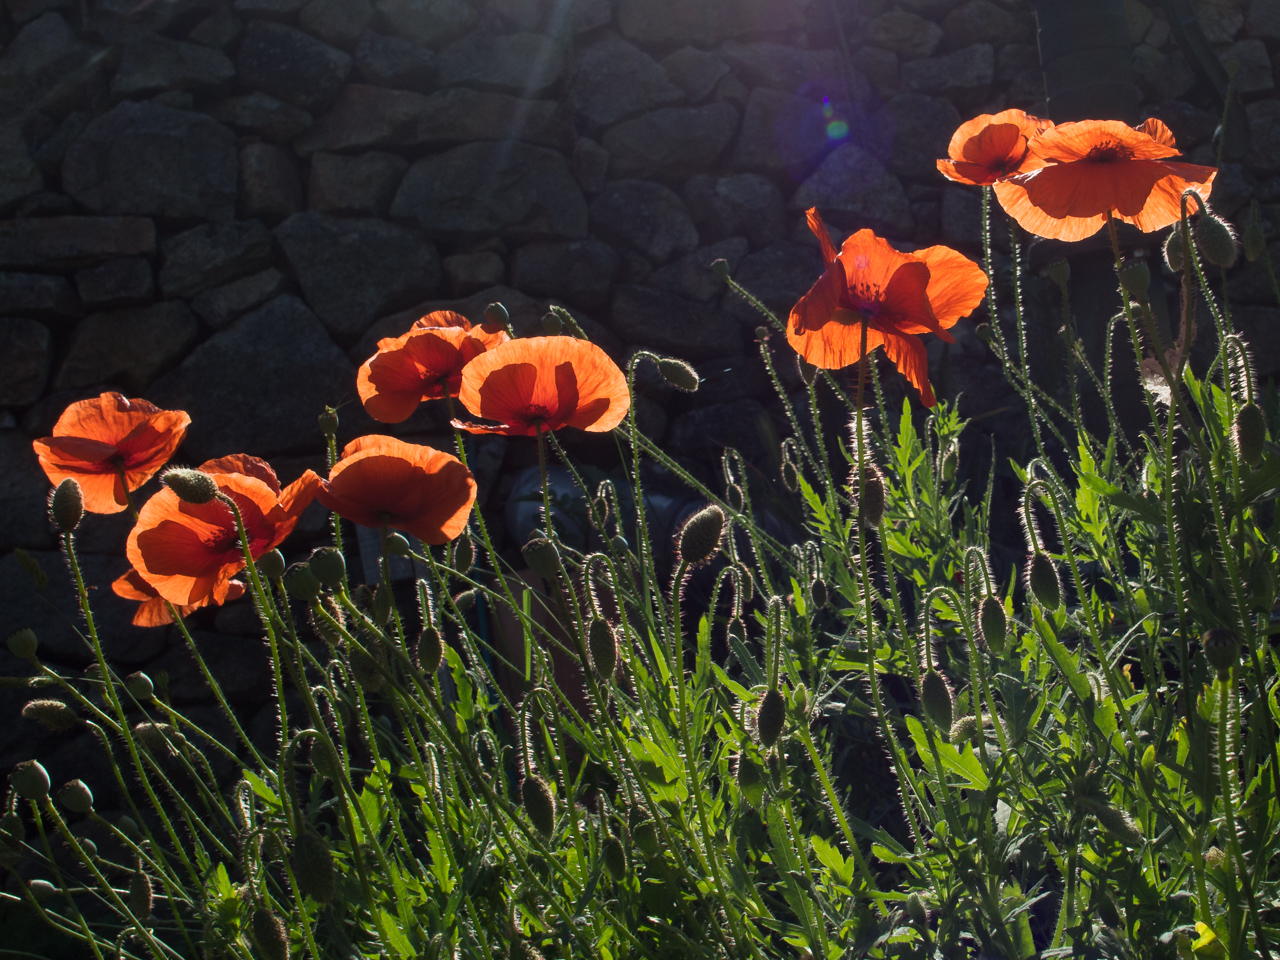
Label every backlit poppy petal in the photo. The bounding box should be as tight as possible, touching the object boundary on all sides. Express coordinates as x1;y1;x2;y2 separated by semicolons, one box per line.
878;261;945;339
807;207;839;266
1027;119;1180;164
789;251;849;337
914;245;991;329
358;323;510;422
938;109;1053;185
280;470;321;519
1118;161;1216;233
413;309;472;330
881;332;935;407
787;310;887;370
993;177;1107;241
199;454;282;492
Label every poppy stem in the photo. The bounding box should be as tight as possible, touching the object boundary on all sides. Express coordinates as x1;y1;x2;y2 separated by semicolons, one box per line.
535;424;553;543
115;464;139;521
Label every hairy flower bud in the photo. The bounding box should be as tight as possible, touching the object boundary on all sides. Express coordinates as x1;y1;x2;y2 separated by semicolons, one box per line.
9;760;50;800
1078;797;1142;846
920;670;954;731
756;688;787;748
453;535;475;575
737;752;765;808
791;682;808;716
631;819;660;857
484;301;509;327
258;549;286;580
906;892;928;926
1202;627;1239;679
587;618;617;680
1164;227;1186;273
416;625;443;674
384;532;411;557
974;322;993;344
251;909;290;960
522;776;556;837
283;564;322;602
7;627;37;660
541;311;562;335
318;408;339;436
293;830;335;905
657;358;700;392
522;537;561;580
308;547;345;587
949;715;979;746
810;577;828;610
29;879;56;903
1234;401;1266;467
1244;201;1266;263
22;699;78;732
1118;260;1150;301
710;258;731;281
133;722;181;757
855;466;885;529
310;738;343;784
677;505;725;567
163;468;219;505
58;779;93;814
602;834;627;881
1195;213;1238;269
348;639;387;692
125;671;154;701
1026;553;1061;610
979;595;1007;654
452;589;476;613
129;867;153;920
371;582;393;624
50;478;83;533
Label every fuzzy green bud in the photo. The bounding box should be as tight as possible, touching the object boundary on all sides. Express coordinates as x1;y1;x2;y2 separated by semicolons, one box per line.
678;504;725;567
1195;214;1238;269
710;258;731;281
979;595;1007;653
1202;627;1239;678
251;909;290;960
602;835;627;881
283;564;322;602
117;815;142;841
416;626;443;674
949;715;979;745
587;618;617;679
29;879;56;903
1234;401;1266;467
349;641;387;692
1244;201;1266;263
162;468;219;505
906;892;928;926
257;549;286;580
541;311;562;335
974;322;993;344
453;535;475;575
609;533;629;555
1118;260;1150;301
920;670;954;731
125;671;154;701
737;751;766;807
9;760;50;800
129;867;153;920
310;738;343;783
371;582;393;624
1164;227;1186;273
484;302;509;327
7;627;37;660
1078;797;1142;846
756;688;787;748
293;830;335;905
58;779;93;814
133;722;181;756
22;699;78;732
50;478;83;533
384;532;411;557
856;465;885;529
522;776;556;837
791;682;809;717
1026;552;1061;610
308;547;345;587
452;589;476;613
657;358;700;392
810;577;828;610
1046;258;1070;288
631;819;660;857
318;408;339;436
522;537;561;580
781;459;799;492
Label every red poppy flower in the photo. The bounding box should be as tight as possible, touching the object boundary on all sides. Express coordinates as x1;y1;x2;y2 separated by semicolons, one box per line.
357;310;510;423
126;456;320;606
452;337;630;436
992;118;1217;242
112;568;246;627
316;435;476;544
788;209;988;407
32;392;190;515
937;108;1055;186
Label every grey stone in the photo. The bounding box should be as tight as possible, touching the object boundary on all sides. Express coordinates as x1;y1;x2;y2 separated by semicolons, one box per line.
160;220;272;298
792;143;912;237
188;6;242;48
0;319;50;405
6;0;68;23
683;172;786;247
153;631;273;704
564;0;611;33
886;93;961;180
294;84;573;154
661;47;729;102
236;21;351;111
940;184;982;247
73;258;154;307
649;237;748;302
30;111;88;178
239;143;303;222
0;217;155;270
0;14;90;91
995;42;1041;104
492;0;544;29
308;150;407;215
0;123;44;214
15;192;73;217
668;398;773;464
510;237;619;309
719;42;861;101
274;211;440;339
0;272;77;317
1210;162;1257;219
1222;39;1273;93
148;295;355;460
191;268;288;328
353;30;436;89
110;34;235;98
1247;0;1280;39
604;103;739;180
610;284;743;359
392;141;587;241
438;32;565;94
1247;99;1280;174
233;0;306;16
1132;43;1196;101
1234;304;1280;376
572;137;609;194
443;251;505;295
616;0;808;45
1194;0;1243;42
565;34;683;128
722;241;821;326
300;0;373;47
730;87;881;179
940;0;1023;50
374;0;476;46
900;43;994;105
212;93;313;142
1228;240;1280;302
0;431;53;551
55;302;198;391
62;101;238;221
869;8;943;58
855;45;899;96
590;179;698;262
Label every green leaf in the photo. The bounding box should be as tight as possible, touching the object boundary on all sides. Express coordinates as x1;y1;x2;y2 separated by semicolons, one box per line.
810;834;854;886
242;771;279;808
903;715;988;789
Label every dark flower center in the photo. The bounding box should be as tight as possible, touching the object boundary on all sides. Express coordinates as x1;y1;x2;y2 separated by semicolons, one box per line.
1084;139;1130;163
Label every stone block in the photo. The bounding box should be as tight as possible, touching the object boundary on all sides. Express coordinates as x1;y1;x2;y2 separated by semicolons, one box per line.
300;0;372;47
0;318;51;406
0;272;78;317
353;29;436;89
191;268;288;329
443;251;505;296
238;142;303;222
110;34;235;98
55;302;198;391
0;217;155;270
604;103;739;181
438;31;565;95
564;34;683;128
510;237;619;310
73;258;154;307
610;284;744;359
159;220;273;298
590;180;699;263
212;92;313;143
660;47;729;102
683;172;786;247
374;0;476;46
307;150;407;215
236;21;352;110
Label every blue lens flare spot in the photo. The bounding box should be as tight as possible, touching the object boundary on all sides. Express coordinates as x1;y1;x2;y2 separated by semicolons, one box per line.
826;119;849;140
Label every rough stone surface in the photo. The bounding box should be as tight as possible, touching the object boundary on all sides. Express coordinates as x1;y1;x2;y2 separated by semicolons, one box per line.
1248;0;1280;39
604;104;739;180
616;0;807;45
0;122;45;213
212;92;313;142
239;142;303;222
0;430;54;551
609;284;742;359
111;34;235;98
61;102;238;220
443;251;505;295
719;42;857;101
374;0;476;46
869;8;944;58
668;398;773;464
392;141;587;241
564;34;683;127
353;29;436;89
191;268;288;329
940;0;1023;50
590;180;699;262
308;151;407;215
649;237;748;302
885;93;961;180
234;0;307;17
188;6;242;48
73;258;154;306
236;21;352;111
1132;43;1196;101
300;0;372;47
510;237;619;309
274;211;440;339
900;43;995;104
684;172;786;247
722;241;821;326
1246;99;1280;174
0;319;51;405
55;302;198;391
149;295;356;460
153;631;274;704
438;32;565;95
1223;38;1274;92
159;220;273;298
0;217;155;270
0;272;78;316
295;84;573;154
572;137;610;194
660;47;729;102
730;88;878;179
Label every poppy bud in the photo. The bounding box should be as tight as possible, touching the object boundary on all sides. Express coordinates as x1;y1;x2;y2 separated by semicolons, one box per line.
1202;627;1239;678
58;779;93;814
855;466;885;529
349;639;387;692
22;699;78;732
1026;552;1061;610
293;829;335;905
737;752;765;807
417;625;443;674
602;834;627;881
257;549;285;580
1233;401;1266;467
308;547;345;588
791;682;808;716
1195;214;1238;269
310;738;343;783
710;258;731;281
1118;260;1150;301
452;589;476;613
1164;228;1186;273
631;819;660;857
755;325;770;342
907;892;928;926
781;459;799;492
283;564;322;602
453;535;475;575
29;879;56;903
726;616;746;646
384;532;411;556
162;468;219;505
50;478;83;533
949;714;979;745
1046;258;1070;288
117;814;142;841
7;628;37;660
1244;201;1266;263
609;533;629;555
371;582;393;624
10;760;51;800
484;302;509;327
522;776;556;837
756;688;786;748
974;322;993;344
541;311;562;335
797;357;818;385
939;444;958;482
657;358;700;392
133;722;180;756
677;504;725;568
522;537;561;580
726;483;745;512
810;577;828;610
318;408;339;436
122;672;153;702
1077;797;1142;846
251;908;290;960
587;618;617;679
1204;846;1226;871
129;866;153;920
979;595;1007;654
920;670;953;731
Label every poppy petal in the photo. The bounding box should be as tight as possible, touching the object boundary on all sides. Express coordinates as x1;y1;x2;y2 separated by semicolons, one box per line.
993;177;1107;241
878;261;946;339
199;454;281;493
914;245;990;329
881;331;935;407
413;309;471;331
806;207;839;266
1119;161;1216;233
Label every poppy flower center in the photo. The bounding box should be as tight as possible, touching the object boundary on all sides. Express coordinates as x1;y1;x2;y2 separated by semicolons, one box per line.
1084;139;1130;163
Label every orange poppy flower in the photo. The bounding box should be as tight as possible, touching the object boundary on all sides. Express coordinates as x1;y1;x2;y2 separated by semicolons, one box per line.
32;392;190;515
126;455;320;606
316;435;476;544
357;310;510;423
788;209;988;407
992;118;1217;242
452;337;630;436
937;108;1054;186
112;568;246;627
